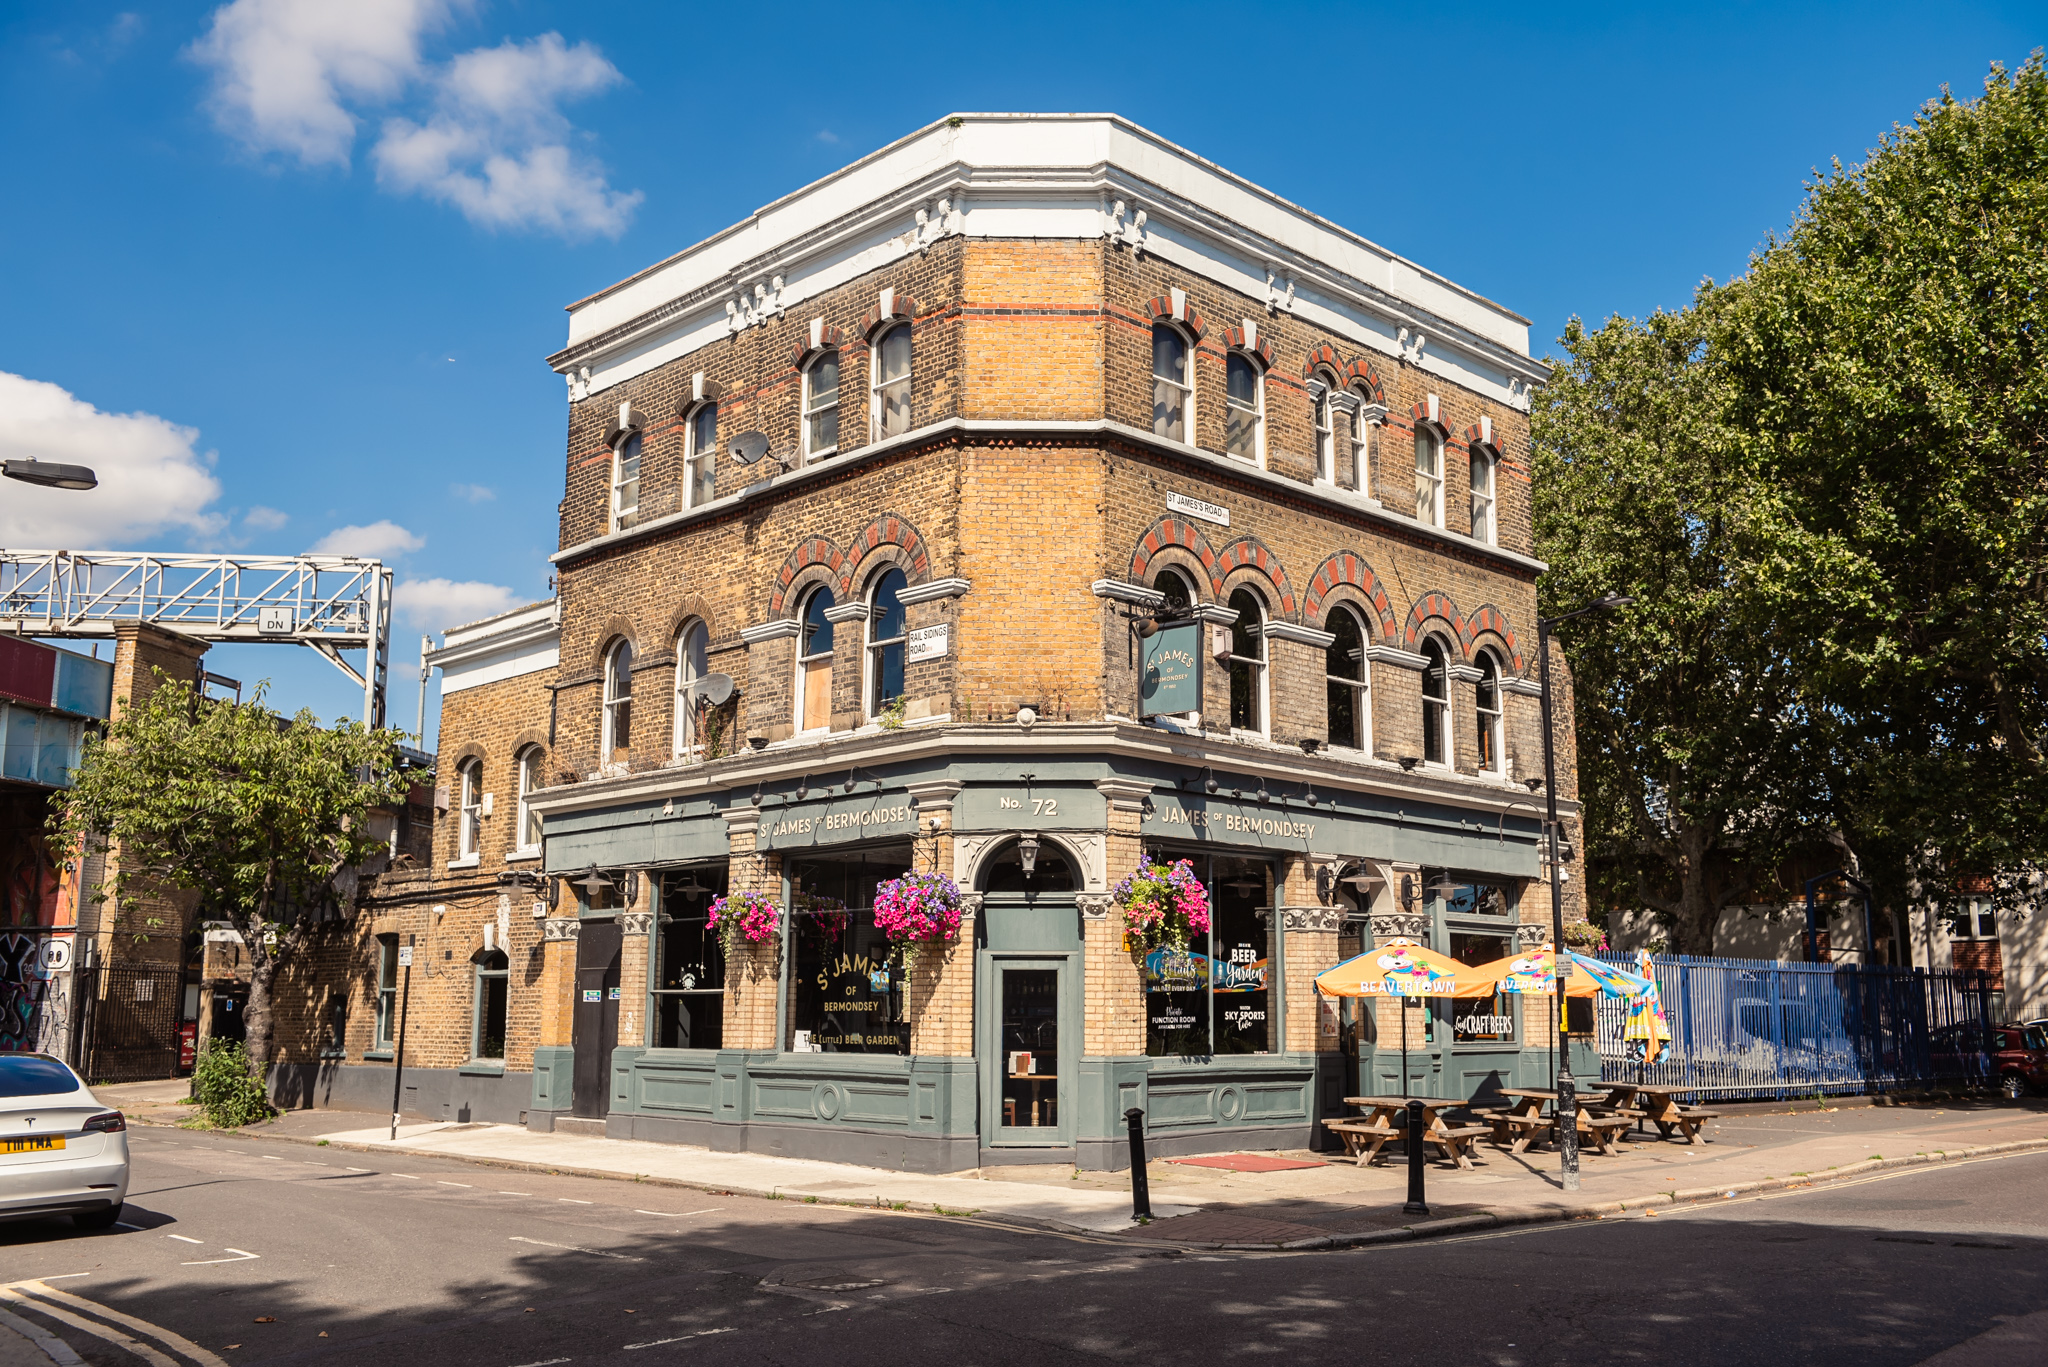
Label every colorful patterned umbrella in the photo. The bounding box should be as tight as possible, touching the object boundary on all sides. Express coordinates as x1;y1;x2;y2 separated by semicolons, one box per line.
1624;948;1673;1064
1564;951;1657;999
1315;938;1476;997
1447;946;1602;998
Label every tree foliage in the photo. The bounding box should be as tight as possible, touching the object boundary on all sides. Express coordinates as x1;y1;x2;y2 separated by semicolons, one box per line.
54;675;409;1068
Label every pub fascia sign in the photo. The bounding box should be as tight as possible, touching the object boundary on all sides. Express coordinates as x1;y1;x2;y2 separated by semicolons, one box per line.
760;795;919;849
1143;795;1317;846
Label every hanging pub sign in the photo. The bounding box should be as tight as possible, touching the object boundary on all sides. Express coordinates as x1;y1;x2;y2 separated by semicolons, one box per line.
1140;620;1202;717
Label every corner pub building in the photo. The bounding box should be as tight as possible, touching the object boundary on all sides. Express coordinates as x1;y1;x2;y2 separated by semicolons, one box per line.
318;115;1593;1172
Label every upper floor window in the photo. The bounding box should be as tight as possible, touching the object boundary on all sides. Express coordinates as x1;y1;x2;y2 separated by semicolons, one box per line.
673;620;710;761
1325;605;1369;751
865;568;907;719
1415;427;1444;527
1421;637;1451;766
602;640;633;763
456;758;482;859
686;402;717;509
1349;396;1375;492
1470;446;1496;544
515;745;544;852
1312;382;1335;483
1227;587;1267;734
1152;325;1191;442
804;350;840;460
797;587;834;733
1153;566;1194;613
1225;353;1263;463
872;324;911;440
610;430;642;531
1475;651;1504;775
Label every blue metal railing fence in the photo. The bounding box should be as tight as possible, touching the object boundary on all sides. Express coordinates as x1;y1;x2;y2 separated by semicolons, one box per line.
1593;954;1997;1101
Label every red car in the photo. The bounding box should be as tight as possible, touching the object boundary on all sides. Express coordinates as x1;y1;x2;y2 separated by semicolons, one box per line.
1993;1023;2048;1099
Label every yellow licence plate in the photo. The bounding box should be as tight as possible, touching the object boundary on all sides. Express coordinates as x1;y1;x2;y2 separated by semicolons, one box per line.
1;1136;64;1154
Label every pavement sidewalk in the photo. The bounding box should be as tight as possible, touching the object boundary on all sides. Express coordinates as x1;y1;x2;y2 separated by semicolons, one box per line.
100;1080;2048;1247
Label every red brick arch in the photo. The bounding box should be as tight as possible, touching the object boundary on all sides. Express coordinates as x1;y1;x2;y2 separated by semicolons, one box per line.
1303;552;1397;638
1222;325;1276;371
1128;516;1223;597
790;324;846;368
769;537;848;616
835;513;932;598
1460;604;1526;674
1344;358;1386;405
1403;591;1467;657
1213;537;1296;617
1301;343;1344;380
1143;296;1208;342
860;294;921;340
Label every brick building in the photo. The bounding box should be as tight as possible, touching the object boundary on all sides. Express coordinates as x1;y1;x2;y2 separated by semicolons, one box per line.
319;115;1590;1168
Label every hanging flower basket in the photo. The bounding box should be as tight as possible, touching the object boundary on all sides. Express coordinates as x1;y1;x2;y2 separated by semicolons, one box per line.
707;890;781;959
872;871;964;951
1112;859;1211;952
793;889;850;943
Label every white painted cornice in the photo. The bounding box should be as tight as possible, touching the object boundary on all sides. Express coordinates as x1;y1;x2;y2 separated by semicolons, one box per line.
1262;621;1337;648
738;619;801;644
1092;579;1166;608
896;576;972;605
1368;645;1431;670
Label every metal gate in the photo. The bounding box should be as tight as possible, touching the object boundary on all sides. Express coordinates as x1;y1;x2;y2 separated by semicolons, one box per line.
1595;954;1997;1100
81;961;186;1083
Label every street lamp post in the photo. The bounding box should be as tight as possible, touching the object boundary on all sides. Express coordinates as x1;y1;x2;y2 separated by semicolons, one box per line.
1536;591;1631;1193
2;459;98;490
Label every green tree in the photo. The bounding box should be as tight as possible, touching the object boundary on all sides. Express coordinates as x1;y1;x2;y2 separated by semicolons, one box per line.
1534;307;1829;954
55;676;409;1072
1714;53;2048;914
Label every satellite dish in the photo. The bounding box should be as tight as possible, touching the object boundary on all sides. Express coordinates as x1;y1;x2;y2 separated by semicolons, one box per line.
730;431;770;466
687;672;735;706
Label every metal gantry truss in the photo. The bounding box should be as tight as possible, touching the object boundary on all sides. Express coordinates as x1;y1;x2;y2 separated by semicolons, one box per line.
0;550;393;727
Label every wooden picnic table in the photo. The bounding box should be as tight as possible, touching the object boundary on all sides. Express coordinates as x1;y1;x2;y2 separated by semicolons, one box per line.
1327;1096;1491;1170
1623;1083;1720;1143
1481;1088;1636;1155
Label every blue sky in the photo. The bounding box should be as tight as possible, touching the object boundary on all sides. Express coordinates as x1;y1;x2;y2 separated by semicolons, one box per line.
2;1;2040;743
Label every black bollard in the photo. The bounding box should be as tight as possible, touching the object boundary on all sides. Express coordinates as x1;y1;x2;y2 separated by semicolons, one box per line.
1124;1107;1152;1220
1403;1099;1430;1216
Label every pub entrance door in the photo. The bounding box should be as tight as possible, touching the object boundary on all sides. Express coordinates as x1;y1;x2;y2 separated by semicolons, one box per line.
571;919;621;1120
974;838;1081;1151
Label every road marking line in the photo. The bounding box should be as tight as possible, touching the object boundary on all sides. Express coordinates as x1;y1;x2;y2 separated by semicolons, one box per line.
557;1198;592;1204
167;1235;203;1245
634;1208;723;1218
0;1303;84;1365
437;1181;474;1188
10;1281;231;1367
0;1287;180;1367
625;1327;735;1349
498;1191;533;1196
508;1236;644;1262
180;1249;259;1266
261;1156;283;1161
393;1174;420;1180
510;1358;572;1366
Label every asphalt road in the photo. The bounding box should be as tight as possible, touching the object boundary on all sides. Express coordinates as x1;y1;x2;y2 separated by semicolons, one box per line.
2;1129;2044;1366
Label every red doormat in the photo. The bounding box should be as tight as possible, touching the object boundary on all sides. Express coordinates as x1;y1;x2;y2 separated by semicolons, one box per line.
1169;1153;1326;1173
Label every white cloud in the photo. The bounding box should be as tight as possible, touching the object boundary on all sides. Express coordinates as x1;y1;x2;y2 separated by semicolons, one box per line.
448;482;494;503
0;371;224;547
243;505;290;530
396;576;520;631
307;519;424;557
189;0;458;168
373;33;640;238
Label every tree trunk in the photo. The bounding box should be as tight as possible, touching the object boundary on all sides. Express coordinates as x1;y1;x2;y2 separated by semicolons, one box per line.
244;955;277;1072
1668;822;1721;957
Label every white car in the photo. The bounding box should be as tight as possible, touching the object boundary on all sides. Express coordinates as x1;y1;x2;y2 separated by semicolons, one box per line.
0;1054;129;1230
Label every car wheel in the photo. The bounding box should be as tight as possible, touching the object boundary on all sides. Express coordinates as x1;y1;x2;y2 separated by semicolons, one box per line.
1999;1072;2027;1101
72;1205;121;1231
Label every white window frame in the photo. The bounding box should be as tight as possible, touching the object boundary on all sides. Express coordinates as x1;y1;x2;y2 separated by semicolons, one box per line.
1324;603;1371;752
514;746;543;854
1475;651;1505;776
796;587;835;736
471;950;509;1061
685;402;717;509
1311;378;1336;484
870;324;912;441
1225;351;1266;466
864;569;908;720
457;759;482;859
374;935;398;1050
610;429;642;532
1470;444;1497;544
1421;637;1453;768
1349;393;1375;493
673;620;709;762
602;640;633;761
802;350;840;461
1151;324;1193;443
1226;587;1268;738
1953;901;2000;942
1415;426;1445;528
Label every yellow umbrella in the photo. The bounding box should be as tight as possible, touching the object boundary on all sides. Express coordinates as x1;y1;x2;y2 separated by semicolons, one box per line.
1316;938;1476;997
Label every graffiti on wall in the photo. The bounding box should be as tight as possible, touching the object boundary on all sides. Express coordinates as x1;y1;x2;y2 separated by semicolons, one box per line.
0;930;56;1052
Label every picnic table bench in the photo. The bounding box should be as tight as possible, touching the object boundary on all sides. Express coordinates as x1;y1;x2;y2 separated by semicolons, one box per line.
1627;1084;1720;1143
1339;1097;1492;1170
1322;1117;1399;1165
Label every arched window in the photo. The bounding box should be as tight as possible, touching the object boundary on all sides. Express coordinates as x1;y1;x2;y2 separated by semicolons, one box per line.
1470;445;1496;544
865;568;907;719
1415;426;1444;527
1153;566;1194;613
1225;353;1263;462
602;639;633;763
1152;325;1191;442
1421;637;1451;766
610;429;642;531
803;350;840;460
797;587;834;733
1325;605;1369;751
1311;377;1337;483
1227;587;1267;734
456;758;482;859
672;620;710;761
1349;391;1377;493
515;746;544;852
472;948;509;1061
686;402;717;508
1476;651;1504;775
871;324;912;440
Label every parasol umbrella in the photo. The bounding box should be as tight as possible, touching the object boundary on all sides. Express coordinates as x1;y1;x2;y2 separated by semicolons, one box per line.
1316;939;1480;1097
1447;946;1605;998
1624;948;1673;1069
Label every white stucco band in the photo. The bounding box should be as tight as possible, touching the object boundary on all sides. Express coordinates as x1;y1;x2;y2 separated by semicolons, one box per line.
549;114;1547;414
